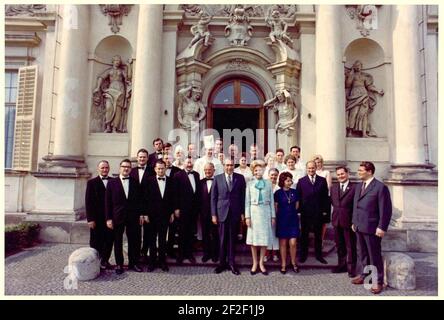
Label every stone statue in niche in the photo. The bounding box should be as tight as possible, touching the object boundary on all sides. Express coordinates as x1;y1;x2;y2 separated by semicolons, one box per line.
177;85;206;131
225;5;253;46
265;8;293;47
188;10;213;48
92;55;132;133
264;89;298;136
345;60;384;138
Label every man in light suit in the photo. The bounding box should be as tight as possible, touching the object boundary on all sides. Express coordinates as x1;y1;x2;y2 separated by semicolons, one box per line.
330;166;357;277
351;161;392;294
211;158;246;275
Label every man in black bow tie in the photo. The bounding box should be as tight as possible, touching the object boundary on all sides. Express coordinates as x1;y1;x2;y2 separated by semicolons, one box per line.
199;162;219;263
148;138;164;173
330;166;357;277
106;159;145;274
85;160;114;270
173;156;201;264
144;160;175;272
130;148;152;263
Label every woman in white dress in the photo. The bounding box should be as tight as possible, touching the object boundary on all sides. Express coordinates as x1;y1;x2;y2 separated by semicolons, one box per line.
245;161;276;275
263;152;276;179
279;155;304;189
172;145;185;169
264;168;280;263
312;154;332;243
234;152;253;182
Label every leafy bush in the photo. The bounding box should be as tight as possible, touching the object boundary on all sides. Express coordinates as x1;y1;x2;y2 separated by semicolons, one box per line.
5;222;41;254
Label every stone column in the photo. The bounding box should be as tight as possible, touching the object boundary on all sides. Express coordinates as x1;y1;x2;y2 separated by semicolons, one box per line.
130;4;163;154
31;5;90;223
386;5;437;253
391;5;428;167
315;5;346;169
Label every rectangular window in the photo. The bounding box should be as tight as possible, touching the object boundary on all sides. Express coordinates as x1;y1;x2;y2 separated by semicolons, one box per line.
5;70;18;168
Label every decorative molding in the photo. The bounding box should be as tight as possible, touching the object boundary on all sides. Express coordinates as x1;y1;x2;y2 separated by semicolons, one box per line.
345;5;381;37
180;4;297;19
5;33;42;47
5;5;47;16
99;4;132;34
226;58;251;71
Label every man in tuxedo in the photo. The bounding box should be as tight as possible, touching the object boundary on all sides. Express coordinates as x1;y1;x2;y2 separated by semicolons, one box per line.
130;148;151;262
351;161;392;294
163;152;181;178
200;162;219;263
145;160;175;272
148;138;164;172
85;160;114;270
211;158;246;275
163;152;181;258
296;160;331;264
173;156;201;264
330;166;357;277
106;159;144;274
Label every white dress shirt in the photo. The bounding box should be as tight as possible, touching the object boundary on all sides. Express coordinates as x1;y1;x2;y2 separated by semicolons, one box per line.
100;175;109;188
120;175;129;198
157;175;166;198
138;166;146;184
340;180;349;192
186;170;196;193
206;178;213;193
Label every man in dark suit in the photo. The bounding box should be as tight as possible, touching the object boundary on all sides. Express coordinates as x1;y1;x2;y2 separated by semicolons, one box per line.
200;162;219;263
105;159;144;274
296;160;331;264
173;156;201;264
351;161;392;294
148;138;164;173
85;160;114;270
211;158;246;275
129;148;151;262
163;152;181;258
330;166;357;277
144;160;175;272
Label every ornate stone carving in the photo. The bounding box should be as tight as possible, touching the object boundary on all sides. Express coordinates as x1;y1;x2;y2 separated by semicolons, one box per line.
180;4;296;18
177;85;206;131
5;4;46;16
346;5;379;37
345;60;384;138
188;11;213;48
225;5;253;46
265;8;293;47
91;55;133;133
99;5;132;34
264;89;298;136
226;58;251;71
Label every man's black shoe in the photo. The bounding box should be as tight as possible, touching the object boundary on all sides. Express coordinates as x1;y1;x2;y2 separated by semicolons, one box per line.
230;265;240;275
214;265;226;274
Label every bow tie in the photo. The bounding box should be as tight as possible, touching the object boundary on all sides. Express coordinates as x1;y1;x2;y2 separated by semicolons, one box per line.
122;177;130;180
157;177;165;181
207;178;214;181
138;166;145;170
101;176;109;180
187;171;193;175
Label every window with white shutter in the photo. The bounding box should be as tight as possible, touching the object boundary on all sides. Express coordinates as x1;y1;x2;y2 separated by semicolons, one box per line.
12;65;38;171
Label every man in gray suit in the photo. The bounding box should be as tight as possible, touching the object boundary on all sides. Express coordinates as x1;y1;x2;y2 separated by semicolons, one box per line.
211;158;246;275
351;161;392;294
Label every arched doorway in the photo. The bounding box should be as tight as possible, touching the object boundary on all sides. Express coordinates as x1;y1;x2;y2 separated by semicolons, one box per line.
207;78;267;152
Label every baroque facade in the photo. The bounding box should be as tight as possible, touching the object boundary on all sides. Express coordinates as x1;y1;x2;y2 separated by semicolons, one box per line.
4;4;438;252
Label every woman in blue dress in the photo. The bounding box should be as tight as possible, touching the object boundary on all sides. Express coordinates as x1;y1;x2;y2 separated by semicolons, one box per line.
274;171;300;274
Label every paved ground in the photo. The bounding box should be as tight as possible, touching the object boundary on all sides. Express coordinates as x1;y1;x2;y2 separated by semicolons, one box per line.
4;244;437;296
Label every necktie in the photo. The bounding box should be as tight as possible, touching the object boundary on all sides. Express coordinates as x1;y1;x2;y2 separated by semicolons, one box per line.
227;175;232;191
341;184;345;192
311;176;315;185
122;177;129;180
360;182;366;196
158;177;165;181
